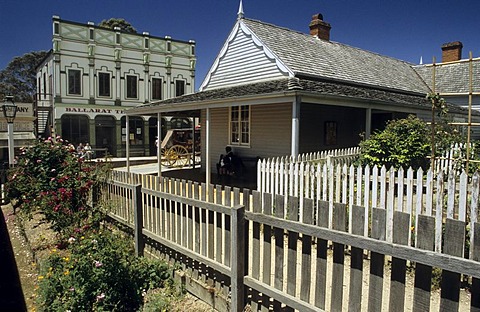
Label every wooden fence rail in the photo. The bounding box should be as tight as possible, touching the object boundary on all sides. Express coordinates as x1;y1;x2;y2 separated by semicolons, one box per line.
100;171;480;312
258;160;480;256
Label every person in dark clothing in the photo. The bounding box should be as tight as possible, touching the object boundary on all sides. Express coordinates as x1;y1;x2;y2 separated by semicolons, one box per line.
219;146;235;175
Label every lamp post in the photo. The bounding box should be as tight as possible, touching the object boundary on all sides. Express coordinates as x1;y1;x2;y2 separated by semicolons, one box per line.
3;96;17;166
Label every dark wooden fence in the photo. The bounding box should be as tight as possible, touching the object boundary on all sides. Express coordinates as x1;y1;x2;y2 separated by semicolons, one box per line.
99;171;480;312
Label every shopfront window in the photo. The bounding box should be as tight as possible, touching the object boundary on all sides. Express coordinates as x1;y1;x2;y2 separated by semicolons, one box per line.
61;115;89;146
121;116;144;145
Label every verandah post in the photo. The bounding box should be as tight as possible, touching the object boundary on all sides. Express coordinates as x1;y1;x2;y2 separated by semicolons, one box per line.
133;184;144;256
231;204;246;312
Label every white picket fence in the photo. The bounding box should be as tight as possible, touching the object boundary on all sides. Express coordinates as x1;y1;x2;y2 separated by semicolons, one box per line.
435;142;477;174
256;147;360;204
258;159;479;257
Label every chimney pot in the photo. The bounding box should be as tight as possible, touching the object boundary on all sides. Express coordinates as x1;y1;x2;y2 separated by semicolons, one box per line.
309;13;331;41
441;41;463;62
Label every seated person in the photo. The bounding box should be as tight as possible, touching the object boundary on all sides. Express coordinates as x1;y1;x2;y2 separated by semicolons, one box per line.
218;146;235;175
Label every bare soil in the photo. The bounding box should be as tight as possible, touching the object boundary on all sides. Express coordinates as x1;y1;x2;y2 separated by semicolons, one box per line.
2;204;37;311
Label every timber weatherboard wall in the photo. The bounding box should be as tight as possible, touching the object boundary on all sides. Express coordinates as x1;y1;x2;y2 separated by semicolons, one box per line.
201;103;292;174
203;23;288;90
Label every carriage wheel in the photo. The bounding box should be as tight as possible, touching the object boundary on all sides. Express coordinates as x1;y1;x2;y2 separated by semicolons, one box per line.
160;147;171;166
168;145;190;167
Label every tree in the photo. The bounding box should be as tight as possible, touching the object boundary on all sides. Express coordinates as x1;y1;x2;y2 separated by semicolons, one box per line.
98;18;137;33
0;50;48;102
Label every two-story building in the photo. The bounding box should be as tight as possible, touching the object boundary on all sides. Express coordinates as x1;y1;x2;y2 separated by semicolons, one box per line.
36;16;196;156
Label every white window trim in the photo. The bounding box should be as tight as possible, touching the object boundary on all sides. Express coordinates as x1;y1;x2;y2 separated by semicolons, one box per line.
97;72;112;98
67;68;82;96
125;74;138;99
174;79;186;97
229;105;251;147
151;77;163;100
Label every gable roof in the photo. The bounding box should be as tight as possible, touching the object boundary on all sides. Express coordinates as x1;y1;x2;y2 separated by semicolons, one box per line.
200;17;432;95
128;77;471;117
238;18;430;95
414;59;480;94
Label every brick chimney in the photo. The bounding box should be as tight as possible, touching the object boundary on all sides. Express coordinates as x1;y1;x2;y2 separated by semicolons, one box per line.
309;13;331;41
441;41;463;62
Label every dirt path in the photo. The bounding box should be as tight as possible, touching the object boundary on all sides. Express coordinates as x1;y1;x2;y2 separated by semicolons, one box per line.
1;204;37;311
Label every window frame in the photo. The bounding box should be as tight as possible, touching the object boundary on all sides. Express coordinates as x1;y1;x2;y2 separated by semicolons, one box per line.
98;72;111;97
151;77;163;100
67;69;81;95
229;105;250;146
126;75;138;99
175;79;185;97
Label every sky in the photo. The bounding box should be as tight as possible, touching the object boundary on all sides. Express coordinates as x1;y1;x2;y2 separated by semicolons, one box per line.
1;0;480;90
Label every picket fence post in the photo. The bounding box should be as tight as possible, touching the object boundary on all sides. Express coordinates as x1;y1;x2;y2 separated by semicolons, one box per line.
231;204;246;312
133;184;144;257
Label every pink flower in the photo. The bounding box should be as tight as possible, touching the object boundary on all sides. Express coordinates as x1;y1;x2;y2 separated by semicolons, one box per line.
94;260;103;268
36;159;42;163
96;293;105;302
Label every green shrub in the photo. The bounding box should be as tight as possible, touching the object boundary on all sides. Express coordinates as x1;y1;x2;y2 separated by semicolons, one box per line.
36;230;172;312
359;115;431;170
358;115;464;170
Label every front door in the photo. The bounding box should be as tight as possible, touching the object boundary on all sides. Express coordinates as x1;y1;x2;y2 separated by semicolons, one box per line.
95;116;116;156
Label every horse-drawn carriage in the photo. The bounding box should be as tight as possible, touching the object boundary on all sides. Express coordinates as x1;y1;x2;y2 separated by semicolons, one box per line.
160;128;200;167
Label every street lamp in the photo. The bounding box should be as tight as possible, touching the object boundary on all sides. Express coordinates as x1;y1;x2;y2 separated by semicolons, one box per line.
3;96;17;166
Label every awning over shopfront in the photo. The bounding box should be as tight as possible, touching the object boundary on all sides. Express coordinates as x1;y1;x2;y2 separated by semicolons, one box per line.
0;132;36;148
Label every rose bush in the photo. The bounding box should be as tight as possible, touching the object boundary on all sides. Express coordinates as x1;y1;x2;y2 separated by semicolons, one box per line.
6;137;108;236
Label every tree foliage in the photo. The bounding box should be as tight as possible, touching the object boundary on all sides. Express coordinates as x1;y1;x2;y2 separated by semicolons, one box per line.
359;115;430;170
0;50;48;102
98;18;137;33
358;115;462;170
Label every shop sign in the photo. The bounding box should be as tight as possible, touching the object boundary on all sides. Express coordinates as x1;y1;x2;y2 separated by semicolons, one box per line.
56;106;128;119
